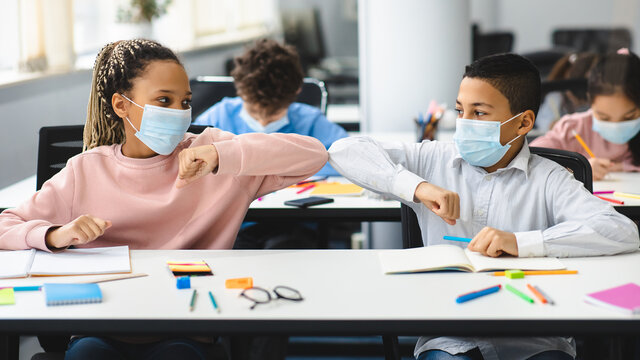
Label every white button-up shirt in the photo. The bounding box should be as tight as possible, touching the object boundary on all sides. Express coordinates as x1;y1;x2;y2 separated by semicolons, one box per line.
328;136;640;360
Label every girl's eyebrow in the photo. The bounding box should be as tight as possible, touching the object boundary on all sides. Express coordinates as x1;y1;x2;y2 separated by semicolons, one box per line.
156;89;193;96
624;107;638;116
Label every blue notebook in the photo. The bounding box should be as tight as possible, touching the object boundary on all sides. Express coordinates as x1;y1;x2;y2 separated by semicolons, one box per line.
43;283;102;306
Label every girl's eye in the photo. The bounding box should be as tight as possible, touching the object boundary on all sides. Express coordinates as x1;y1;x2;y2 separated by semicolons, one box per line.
183;99;192;107
157;97;169;104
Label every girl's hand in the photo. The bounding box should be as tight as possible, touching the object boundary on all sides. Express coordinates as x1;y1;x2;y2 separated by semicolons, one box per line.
176;145;219;188
414;182;460;225
45;215;112;250
468;226;518;257
589;158;613;180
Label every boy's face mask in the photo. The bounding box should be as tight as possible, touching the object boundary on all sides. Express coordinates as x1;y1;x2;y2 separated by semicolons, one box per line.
592;115;640;144
453;112;523;167
121;94;192;155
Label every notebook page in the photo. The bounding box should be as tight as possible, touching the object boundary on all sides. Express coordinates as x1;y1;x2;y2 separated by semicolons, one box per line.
379;245;473;274
0;249;36;279
29;246;131;276
465;248;565;272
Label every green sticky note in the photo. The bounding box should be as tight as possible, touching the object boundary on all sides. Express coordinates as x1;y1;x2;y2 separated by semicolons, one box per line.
0;288;15;305
505;269;525;279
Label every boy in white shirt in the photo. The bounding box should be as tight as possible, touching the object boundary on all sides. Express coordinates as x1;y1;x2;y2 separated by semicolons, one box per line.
329;53;639;360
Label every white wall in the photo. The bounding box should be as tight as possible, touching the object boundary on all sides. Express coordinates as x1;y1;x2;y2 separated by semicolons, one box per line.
0;44;245;188
471;0;640;53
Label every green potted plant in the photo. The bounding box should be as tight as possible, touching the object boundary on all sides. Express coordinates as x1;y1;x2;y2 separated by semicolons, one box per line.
114;0;172;39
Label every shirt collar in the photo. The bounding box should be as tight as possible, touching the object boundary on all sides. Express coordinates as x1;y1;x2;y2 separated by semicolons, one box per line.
450;139;532;179
239;106;289;133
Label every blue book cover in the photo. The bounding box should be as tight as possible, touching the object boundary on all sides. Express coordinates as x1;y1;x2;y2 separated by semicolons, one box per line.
44;283;102;306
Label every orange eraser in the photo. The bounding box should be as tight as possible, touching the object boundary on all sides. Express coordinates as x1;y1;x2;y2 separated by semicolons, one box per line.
225;277;253;289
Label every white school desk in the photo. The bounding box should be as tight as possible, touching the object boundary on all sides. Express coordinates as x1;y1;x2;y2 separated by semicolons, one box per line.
0;250;638;350
593;172;640;220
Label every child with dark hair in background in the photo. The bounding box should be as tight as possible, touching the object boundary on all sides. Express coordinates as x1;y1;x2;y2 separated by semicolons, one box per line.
532;50;640;180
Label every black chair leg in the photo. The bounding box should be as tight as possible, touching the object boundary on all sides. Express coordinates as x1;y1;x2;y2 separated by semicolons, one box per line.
382;335;401;360
0;335;19;360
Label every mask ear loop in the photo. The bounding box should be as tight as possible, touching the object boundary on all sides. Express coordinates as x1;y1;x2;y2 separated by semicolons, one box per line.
120;94;144;133
500;112;525;145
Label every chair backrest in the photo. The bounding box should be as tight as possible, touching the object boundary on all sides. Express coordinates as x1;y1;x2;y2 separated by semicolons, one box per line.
540;78;588;101
552;28;632;54
36;125;209;191
189;76;328;120
400;147;593;249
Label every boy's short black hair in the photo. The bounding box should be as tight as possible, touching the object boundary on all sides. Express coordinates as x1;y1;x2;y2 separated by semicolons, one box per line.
463;53;541;116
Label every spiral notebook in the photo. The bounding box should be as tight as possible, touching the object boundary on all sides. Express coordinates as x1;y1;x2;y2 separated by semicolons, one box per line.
584;283;640;315
43;283;103;306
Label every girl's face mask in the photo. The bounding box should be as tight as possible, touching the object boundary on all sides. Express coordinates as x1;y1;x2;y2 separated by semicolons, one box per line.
121;94;192;155
592;115;640;144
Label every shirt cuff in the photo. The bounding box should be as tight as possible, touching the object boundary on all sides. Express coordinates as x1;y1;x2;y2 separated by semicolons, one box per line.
212;140;242;176
392;168;426;203
514;230;544;257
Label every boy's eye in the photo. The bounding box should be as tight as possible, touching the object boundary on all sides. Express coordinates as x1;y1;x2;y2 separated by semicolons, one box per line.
455;108;463;115
475;111;487;117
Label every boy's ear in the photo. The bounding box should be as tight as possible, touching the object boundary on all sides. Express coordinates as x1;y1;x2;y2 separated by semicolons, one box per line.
296;86;302;95
112;93;128;119
517;110;536;135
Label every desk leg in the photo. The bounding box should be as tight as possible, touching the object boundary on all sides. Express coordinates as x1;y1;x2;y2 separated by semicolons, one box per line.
382;335;401;360
0;335;19;360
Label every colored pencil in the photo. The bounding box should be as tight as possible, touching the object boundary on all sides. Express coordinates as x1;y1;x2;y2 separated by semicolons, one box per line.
456;285;501;303
572;130;595;158
443;236;472;243
534;285;555;305
505;284;534;304
190;289;197;312
296;184;315;194
613;191;640;200
527;284;547;304
208;291;221;313
593;191;614;195
595;195;624;205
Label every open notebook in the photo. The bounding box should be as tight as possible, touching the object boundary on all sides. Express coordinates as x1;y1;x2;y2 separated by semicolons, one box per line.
378;244;565;274
0;246;131;279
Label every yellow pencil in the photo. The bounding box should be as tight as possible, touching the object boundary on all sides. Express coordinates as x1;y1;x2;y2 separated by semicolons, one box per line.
572;130;595;158
491;270;578;276
613;191;640;200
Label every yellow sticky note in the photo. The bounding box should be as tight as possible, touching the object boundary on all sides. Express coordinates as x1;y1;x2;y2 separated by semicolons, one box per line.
311;183;364;196
0;288;15;305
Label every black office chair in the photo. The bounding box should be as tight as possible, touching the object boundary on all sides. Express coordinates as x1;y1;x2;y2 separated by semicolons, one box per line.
189;76;328;120
36;125;209;191
472;25;514;60
540;78;588;104
381;148;594;360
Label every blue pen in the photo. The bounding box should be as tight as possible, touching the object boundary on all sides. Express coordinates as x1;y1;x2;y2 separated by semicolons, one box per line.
456;285;501;303
443;235;472;243
13;286;41;292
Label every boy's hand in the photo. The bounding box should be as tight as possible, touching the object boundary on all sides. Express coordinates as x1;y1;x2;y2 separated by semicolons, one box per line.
468;226;518;257
176;145;219;188
45;215;112;250
588;158;613;181
414;182;460;225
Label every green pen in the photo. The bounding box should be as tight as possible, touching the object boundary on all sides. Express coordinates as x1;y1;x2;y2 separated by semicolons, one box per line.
505;284;534;304
189;289;197;312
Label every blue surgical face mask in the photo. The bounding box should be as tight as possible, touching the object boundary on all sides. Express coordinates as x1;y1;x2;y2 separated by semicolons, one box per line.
239;106;289;133
453;112;523;167
121;94;192;155
592;114;640;144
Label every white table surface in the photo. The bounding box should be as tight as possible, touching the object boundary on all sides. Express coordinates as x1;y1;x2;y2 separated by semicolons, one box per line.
593;172;640;207
326;104;359;124
0;249;639;325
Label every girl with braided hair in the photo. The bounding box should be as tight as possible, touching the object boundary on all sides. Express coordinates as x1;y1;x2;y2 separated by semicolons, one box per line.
0;39;327;358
